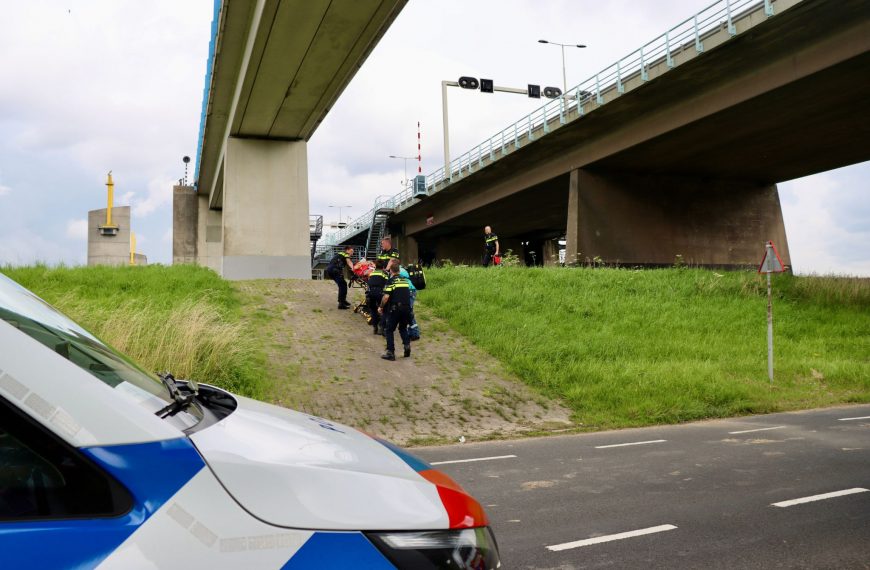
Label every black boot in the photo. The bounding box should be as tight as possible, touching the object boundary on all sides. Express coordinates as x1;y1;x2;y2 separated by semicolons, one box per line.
337;304;349;310
403;344;411;358
372;326;379;335
381;350;396;361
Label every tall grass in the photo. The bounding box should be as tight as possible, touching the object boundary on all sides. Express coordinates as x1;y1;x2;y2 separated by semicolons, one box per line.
1;264;266;398
422;266;870;429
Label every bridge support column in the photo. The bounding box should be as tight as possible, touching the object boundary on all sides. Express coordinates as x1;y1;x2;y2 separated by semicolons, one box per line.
565;168;790;268
543;239;559;267
196;195;223;274
172;185;198;264
395;233;419;265
221;137;310;280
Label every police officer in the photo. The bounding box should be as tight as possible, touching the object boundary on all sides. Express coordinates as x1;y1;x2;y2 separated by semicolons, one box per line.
378;264;412;361
366;258;389;335
377;237;400;270
483;225;500;267
326;245;354;309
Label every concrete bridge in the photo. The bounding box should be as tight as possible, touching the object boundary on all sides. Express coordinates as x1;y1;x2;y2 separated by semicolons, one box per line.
173;0;406;279
328;0;870;268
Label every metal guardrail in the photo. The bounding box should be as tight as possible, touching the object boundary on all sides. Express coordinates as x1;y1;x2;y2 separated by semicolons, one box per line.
312;243;369;262
309;215;324;240
320;194;396;246
322;0;784;241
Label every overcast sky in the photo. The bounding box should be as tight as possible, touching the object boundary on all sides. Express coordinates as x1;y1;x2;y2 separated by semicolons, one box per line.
0;0;867;275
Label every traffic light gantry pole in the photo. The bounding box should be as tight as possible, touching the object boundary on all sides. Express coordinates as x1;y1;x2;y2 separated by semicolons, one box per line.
441;77;561;179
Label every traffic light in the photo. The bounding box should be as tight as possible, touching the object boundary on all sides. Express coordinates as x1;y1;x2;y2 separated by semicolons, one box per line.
543;86;562;99
527;84;541;98
458;76;479;90
480;78;494;93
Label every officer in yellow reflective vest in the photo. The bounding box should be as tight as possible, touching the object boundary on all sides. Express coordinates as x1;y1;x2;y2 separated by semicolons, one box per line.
326;245;354;309
366;259;389;335
377;237;401;271
483;226;500;267
378;264;412;361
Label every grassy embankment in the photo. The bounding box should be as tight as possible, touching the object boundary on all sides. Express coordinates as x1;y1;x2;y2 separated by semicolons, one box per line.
420;266;869;429
1;264;266;399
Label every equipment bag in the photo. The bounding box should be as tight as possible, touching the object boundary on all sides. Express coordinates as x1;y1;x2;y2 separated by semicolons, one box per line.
405;264;426;290
493;255;502;266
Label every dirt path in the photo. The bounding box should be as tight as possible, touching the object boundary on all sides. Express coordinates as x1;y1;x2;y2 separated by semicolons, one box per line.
235;279;573;446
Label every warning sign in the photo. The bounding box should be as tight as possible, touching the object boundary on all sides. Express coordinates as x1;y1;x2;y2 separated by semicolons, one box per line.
758;241;786;274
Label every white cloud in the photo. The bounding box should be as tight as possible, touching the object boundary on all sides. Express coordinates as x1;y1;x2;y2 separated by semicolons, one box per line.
780;169;870;276
65;218;88;241
162;227;173;244
132;177;174;217
0;183;9;196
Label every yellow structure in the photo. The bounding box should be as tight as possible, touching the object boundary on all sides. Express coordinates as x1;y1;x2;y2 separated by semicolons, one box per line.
98;171;119;236
129;231;136;266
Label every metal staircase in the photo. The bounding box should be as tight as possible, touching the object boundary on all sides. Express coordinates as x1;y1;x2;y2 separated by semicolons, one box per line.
309;215;323;259
365;206;392;261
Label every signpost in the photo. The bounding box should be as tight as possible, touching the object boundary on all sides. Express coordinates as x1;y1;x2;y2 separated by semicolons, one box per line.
758;241;787;383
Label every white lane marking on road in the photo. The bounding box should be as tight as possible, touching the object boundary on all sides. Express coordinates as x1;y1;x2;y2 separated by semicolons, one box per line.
728;425;786;434
546;524;678;551
430;454;517;465
771;488;869;508
838;415;870;421
594;439;666;449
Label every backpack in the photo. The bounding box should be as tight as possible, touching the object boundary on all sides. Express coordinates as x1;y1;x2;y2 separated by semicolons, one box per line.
405;264;426;290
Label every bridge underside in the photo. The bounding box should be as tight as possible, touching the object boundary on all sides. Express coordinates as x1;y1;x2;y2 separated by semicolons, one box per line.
176;0;407;279
391;0;868;267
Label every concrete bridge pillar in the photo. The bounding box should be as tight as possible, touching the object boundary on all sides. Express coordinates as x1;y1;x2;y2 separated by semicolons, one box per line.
221;137;310;279
565;168;790;268
394;233;419;266
195;195;223;274
172;185;197;264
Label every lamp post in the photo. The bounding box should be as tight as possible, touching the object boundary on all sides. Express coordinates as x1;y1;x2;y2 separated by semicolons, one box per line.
328;205;352;227
537;40;586;95
388;155;415;188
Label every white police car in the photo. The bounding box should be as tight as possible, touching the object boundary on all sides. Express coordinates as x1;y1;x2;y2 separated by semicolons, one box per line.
0;272;500;569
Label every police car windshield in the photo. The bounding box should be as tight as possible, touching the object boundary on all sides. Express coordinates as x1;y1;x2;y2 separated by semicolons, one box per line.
0;273;202;430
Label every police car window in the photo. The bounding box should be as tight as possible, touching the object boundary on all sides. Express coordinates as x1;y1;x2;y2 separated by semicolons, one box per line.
0;397;132;521
0;274;201;429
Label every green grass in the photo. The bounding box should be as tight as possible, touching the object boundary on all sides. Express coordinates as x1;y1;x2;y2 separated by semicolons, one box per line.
1;264;266;398
421;266;870;429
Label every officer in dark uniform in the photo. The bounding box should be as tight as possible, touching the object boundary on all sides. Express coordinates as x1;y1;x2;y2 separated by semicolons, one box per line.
378;264;412;361
366;258;389;335
483;225;500;267
377;237;400;271
326;245;354;309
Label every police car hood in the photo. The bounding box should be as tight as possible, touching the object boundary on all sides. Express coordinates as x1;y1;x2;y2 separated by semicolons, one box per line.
189;395;458;531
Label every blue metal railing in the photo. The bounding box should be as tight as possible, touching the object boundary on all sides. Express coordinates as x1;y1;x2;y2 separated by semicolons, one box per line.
321;0;787;245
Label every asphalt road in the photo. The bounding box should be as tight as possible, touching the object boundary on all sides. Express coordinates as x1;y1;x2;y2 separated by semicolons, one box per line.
414;405;870;569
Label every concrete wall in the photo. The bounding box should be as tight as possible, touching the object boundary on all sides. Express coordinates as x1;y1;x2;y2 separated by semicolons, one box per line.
133;253;148;266
221;137;310;280
393;233;419;265
87;206;131;266
435;236;483;265
172;185;198;264
565;169;791;267
196;195;223;274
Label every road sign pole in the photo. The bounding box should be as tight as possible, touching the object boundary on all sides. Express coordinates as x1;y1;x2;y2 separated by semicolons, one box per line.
441;81;451;180
767;265;773;383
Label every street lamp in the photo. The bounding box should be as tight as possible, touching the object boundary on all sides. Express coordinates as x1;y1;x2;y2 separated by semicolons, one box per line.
388;155;415;188
538;40;586;95
328;205;352;227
